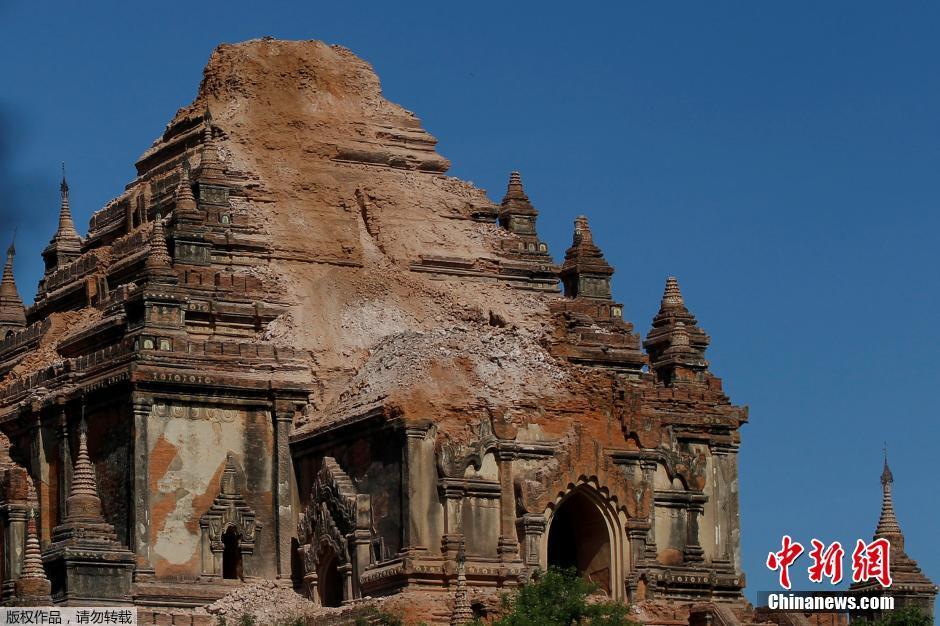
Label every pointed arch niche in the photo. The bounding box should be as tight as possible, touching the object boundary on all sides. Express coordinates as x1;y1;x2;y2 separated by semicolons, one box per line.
199;454;260;579
542;479;629;601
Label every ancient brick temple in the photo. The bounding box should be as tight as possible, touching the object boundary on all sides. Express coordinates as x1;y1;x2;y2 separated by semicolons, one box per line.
0;39;753;622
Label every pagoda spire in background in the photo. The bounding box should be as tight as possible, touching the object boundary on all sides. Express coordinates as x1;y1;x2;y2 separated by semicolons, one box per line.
849;451;937;619
875;449;903;544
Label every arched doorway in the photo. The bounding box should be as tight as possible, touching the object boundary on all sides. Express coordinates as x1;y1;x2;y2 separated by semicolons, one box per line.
547;489;612;595
317;549;343;608
222;526;243;580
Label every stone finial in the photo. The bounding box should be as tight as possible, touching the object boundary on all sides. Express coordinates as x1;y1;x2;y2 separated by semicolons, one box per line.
451;545;473;626
559;215;614;299
175;160;198;215
21;509;46;579
875;453;903;544
503;171;530;205
144;211;179;286
42;165;83;274
661;276;685;309
498;171;546;256
573;215;592;245
199;105;225;180
146;213;173;272
1;242;18;296
0;238;26;332
57;167;80;239
13;507;53;605
644;276;711;385
65;421;105;524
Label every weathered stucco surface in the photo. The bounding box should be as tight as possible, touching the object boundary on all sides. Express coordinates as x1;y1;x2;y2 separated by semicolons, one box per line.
148;404;272;576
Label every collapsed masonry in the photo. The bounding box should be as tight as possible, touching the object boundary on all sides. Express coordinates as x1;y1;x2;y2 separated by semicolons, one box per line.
0;38;791;623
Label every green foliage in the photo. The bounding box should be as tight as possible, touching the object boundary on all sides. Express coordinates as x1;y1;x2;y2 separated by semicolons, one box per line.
857;607;933;626
237;615;256;626
373;609;405;626
492;567;637;626
354;607;405;626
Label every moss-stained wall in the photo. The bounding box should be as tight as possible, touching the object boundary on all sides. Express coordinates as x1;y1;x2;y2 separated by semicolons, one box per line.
147;402;274;577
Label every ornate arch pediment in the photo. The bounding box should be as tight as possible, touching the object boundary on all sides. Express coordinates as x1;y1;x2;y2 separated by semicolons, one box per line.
512;427;650;520
436;416;500;479
296;456;377;604
656;429;707;491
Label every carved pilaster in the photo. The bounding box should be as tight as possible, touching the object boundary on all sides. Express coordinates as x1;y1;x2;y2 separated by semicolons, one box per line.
685;498;706;564
131;395;154;578
708;443;736;569
515;513;546;572
441;480;465;562
641;461;658;561
628;527;650;566
496;450;519;561
1;505;27;602
403;425;433;555
272;402;295;578
339;562;354;606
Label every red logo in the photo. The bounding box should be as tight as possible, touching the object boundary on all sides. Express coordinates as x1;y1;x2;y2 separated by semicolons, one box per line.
767;536;892;588
851;538;892;588
808;539;845;584
767;535;805;590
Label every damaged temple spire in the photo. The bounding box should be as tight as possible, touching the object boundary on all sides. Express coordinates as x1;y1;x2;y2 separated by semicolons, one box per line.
41;165;83;275
0;241;26;336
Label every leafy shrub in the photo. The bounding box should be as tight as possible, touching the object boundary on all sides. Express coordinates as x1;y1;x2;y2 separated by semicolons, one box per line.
489;567;637;626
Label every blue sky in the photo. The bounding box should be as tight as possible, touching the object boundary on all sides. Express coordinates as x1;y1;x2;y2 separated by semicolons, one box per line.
0;1;936;605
